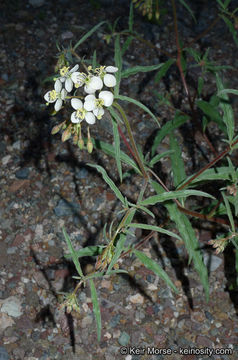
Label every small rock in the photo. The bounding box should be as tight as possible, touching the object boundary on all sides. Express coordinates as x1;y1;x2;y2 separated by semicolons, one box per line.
54;199;80;217
81;315;93;328
75;168;89;179
0;347;9;360
15;168;29;179
0;313;15;334
61;31;74;40
0;296;23;317
129;293;144;304
2;155;11;166
29;0;45;7
203;253;223;271
118;331;130;346
109;314;121;328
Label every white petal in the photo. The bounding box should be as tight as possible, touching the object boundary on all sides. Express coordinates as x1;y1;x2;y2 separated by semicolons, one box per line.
71;98;83;110
85;112;96;124
84;84;96;94
99;90;114;107
55;99;62;111
54;79;62;92
104;74;116;87
88;76;103;90
71;72;85;86
61;89;67;100
71;111;80;123
84;99;96;111
93;107;104;118
105;66;118;73
65;78;73;92
69;64;79;73
44;91;53;102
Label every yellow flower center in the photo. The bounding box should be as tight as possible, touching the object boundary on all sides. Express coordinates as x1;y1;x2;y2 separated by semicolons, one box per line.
76;108;86;120
60;66;69;76
49;90;57;101
95;99;104;108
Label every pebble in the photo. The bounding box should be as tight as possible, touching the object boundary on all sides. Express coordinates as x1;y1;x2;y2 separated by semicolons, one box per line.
203;253;223;271
118;331;130;346
128;293;144;304
0;296;23;317
2;155;11;166
28;0;45;7
0;313;15;334
54;199;81;217
0;347;9;360
15;168;29;179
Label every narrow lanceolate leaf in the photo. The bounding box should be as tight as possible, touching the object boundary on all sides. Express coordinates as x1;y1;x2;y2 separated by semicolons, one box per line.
222;192;235;232
141;189;214;206
91;138;141;174
169;133;186;188
196;99;227;134
111;117;123;182
129;223;182;240
151;113;189;156
64;245;104;260
148;150;174;168
87;164;125;205
121;36;133;57
121;63;164;79
221;15;238;47
134;250;178;293
179;166;238;188
128;1;134;32
114;35;122;97
154;59;175;83
73;21;106;50
106;209;136;275
165;203;209;301
216;74;235;143
179;0;196;22
89;279;101;342
62;227;83;278
115;94;160;126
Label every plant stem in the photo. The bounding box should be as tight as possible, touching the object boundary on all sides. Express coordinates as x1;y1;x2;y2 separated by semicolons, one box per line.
113;101;149;180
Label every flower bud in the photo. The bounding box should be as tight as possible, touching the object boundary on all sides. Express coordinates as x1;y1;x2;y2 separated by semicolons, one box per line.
87;139;93;153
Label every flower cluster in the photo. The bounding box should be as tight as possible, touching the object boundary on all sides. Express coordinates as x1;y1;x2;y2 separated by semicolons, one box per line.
44;63;118;151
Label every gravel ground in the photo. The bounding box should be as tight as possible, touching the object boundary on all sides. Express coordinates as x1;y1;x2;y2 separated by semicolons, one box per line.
1;0;238;359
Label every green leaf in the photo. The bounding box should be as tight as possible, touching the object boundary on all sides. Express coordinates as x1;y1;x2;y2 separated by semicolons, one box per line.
73;21;106;51
141;189;214;206
128;1;134;32
179;167;238;188
198;76;204;97
87;164;125;205
106;209;136;274
114;35;122;97
89;279;101;342
169;133;186;188
154;59;175;83
148;150;174;167
64;245;104;260
165;202;209;300
92;138;141;174
151;112;189;156
216;74;235;143
129;223;182;240
179;0;196;22
121;36;133;56
221;15;238;47
121;63;164;79
115;94;160;126
196;99;227;134
92;50;97;69
218;89;238;96
62;227;83;278
222;192;235;232
111;118;122;182
133;249;178;293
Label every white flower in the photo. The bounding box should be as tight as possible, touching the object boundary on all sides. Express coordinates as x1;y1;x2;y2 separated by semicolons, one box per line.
99;90;114;107
44;80;67;111
59;65;79;92
103;66;118;87
71;98;95;125
84;94;105;120
87;76;103;91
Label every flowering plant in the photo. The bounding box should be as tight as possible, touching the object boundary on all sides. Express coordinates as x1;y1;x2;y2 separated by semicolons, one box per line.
44;1;238;341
